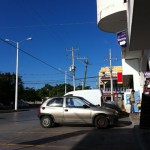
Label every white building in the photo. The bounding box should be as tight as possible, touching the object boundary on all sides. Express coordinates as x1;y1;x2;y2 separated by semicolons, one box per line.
96;0;150;100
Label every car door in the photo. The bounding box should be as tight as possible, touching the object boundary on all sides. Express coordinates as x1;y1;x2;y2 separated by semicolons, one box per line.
45;98;64;123
63;97;92;124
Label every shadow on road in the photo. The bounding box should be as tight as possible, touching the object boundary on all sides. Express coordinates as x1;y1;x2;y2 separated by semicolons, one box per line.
115;120;132;127
18;130;91;145
17;118;133;148
16;127;140;150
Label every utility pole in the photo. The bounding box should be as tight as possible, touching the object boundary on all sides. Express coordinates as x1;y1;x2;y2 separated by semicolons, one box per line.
77;56;88;89
84;57;88;89
109;49;113;101
104;48;117;101
66;47;79;91
65;71;67;94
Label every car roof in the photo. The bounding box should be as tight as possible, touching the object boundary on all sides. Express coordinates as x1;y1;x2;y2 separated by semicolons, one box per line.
47;95;84;99
42;96;87;106
44;96;84;103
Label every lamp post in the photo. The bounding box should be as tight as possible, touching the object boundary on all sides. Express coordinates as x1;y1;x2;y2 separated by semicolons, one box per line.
5;37;32;111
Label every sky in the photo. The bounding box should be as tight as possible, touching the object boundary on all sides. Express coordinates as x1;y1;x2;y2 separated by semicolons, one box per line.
0;0;122;89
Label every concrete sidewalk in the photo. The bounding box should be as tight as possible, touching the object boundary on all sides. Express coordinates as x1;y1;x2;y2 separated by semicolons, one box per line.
130;113;150;150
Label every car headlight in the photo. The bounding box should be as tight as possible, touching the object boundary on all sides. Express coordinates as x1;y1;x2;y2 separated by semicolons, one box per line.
114;110;118;115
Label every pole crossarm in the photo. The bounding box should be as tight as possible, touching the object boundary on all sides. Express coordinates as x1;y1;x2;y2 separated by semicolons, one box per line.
66;47;79;91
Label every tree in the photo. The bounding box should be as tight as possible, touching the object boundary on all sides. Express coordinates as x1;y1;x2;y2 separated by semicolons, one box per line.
0;73;24;105
76;85;91;90
22;87;41;103
36;83;73;98
37;84;53;99
0;72;90;106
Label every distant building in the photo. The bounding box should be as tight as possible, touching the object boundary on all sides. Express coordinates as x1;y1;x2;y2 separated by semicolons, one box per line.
99;66;123;92
99;66;123;100
96;0;150;99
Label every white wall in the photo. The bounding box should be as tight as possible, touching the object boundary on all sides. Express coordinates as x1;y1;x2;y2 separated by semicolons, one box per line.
127;0;134;44
148;49;150;68
122;49;150;99
125;50;141;59
122;58;140;91
96;0;126;23
122;57;145;102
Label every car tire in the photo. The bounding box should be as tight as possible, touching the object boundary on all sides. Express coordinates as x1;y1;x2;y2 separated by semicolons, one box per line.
94;115;109;129
40;116;53;128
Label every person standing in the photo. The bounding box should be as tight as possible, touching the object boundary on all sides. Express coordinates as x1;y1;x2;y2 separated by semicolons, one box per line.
129;89;135;113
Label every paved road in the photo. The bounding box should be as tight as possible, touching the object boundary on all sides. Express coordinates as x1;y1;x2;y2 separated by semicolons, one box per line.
0;109;141;150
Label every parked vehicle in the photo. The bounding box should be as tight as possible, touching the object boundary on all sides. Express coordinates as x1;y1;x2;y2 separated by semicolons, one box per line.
64;89;103;106
11;100;29;109
38;96;118;129
0;103;4;109
65;89;122;113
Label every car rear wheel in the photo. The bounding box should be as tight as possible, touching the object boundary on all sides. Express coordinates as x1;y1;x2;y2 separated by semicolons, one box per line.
94;115;109;129
40;116;53;128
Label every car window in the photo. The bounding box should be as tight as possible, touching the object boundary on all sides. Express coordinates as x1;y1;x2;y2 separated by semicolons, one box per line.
47;98;63;107
66;97;85;107
66;98;74;107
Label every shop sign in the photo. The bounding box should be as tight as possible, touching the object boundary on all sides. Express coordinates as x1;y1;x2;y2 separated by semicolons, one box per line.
117;30;127;48
117;72;123;84
144;71;150;78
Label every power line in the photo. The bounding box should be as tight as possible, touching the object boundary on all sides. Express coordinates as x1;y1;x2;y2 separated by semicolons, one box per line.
76;75;99;80
0;37;73;78
0;22;96;29
1;38;100;88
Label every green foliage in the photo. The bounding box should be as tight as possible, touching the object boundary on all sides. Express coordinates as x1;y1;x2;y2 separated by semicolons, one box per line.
22;88;41;102
76;85;91;90
0;73;23;105
39;83;73;97
0;72;90;105
37;84;53;99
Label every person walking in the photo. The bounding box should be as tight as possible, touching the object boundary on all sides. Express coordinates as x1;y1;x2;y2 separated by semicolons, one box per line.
129;89;135;113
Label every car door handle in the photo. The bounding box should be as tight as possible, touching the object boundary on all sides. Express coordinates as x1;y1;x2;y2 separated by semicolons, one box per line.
65;109;68;112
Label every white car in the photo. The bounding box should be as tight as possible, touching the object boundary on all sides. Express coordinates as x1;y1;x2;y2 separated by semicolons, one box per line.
38;96;118;129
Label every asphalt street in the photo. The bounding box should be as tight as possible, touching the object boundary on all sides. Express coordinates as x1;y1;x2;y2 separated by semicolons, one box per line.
0;109;143;150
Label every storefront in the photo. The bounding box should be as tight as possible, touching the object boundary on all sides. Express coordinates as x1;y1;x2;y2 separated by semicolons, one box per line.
143;71;150;95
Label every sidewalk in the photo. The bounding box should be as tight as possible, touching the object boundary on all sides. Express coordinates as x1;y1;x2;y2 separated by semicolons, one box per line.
130;113;150;150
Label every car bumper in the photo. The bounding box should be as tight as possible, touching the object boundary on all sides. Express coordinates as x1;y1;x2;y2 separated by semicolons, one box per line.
108;115;118;125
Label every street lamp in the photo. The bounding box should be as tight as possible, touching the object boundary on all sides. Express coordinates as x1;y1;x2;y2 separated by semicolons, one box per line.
5;37;32;111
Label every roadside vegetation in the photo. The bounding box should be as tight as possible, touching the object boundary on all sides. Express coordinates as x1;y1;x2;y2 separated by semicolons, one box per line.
0;72;90;112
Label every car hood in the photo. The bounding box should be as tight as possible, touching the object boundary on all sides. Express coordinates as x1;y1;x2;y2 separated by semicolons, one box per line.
90;105;118;115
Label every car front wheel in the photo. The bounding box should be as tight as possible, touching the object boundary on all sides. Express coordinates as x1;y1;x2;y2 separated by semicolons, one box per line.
40;116;53;128
94;115;109;129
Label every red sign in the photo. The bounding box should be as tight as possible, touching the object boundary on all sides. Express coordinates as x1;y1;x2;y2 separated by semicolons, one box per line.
117;72;122;84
